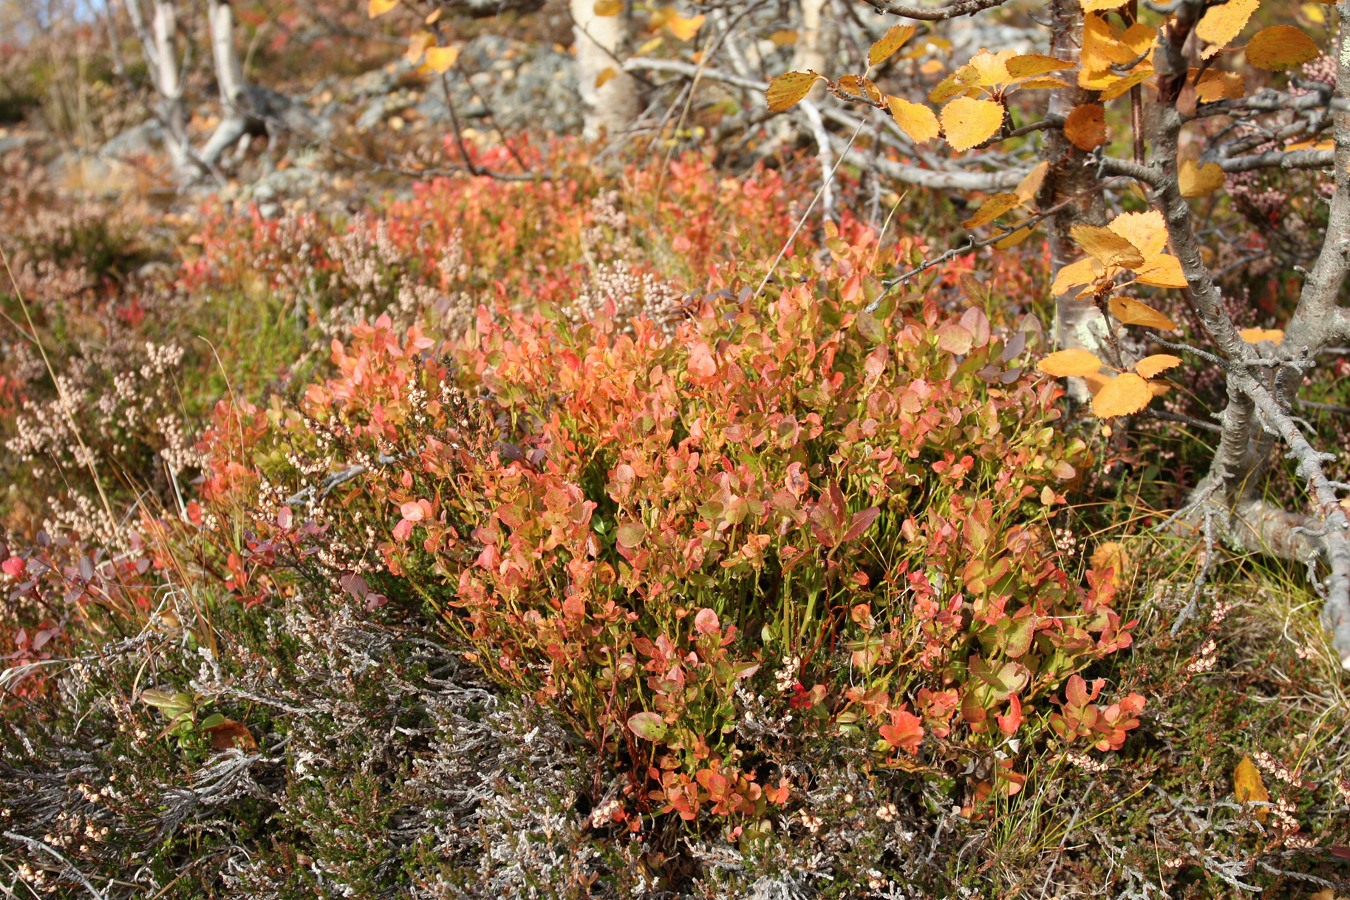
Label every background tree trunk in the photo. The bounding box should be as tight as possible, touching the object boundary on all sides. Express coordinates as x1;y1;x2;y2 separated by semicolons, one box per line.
570;0;639;140
199;0;252;168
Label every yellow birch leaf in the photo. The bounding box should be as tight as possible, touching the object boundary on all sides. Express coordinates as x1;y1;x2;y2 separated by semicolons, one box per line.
1006;54;1074;79
1246;26;1320;71
1134;254;1189;289
424;7;441;24
1016;161;1049;203
837;74;884;104
1081;0;1128;10
1100;67;1154;101
666;14;705;41
1180;160;1225;197
1234;756;1271;823
1092;372;1154;417
1240;327;1285;343
770;30;799;47
1064;103;1106;151
1134;353;1182;378
423;45;460;74
1084;371;1112;396
405;30;434;64
1072;224;1147;268
942;96;1005;151
963;192;1022;229
969;49;1015;87
888;97;940;143
1051;256;1103;295
1197;0;1261;58
595;66;617;89
766;71;821;112
995;224;1036;249
1038;348;1105;377
1196;69;1245;101
593;0;622;14
1109;296;1178;329
869;24;917;67
1108;209;1169;260
1017;76;1072;90
368;0;398;17
929;65;980;104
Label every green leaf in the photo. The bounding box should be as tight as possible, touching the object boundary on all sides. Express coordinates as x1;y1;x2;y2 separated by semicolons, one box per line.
627;711;668;741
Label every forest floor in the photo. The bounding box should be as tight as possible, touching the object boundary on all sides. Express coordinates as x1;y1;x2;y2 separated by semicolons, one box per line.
2;5;1350;898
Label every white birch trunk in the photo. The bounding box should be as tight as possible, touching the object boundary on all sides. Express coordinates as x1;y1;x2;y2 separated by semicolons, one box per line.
571;0;638;140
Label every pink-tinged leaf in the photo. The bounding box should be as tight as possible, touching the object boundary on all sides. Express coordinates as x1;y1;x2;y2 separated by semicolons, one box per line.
687;341;718;378
842;506;881;543
400;501;426;522
277;506;293;529
694;608;721;635
392;518;415;542
627;711;668;742
879;708;925;754
1;557;24;578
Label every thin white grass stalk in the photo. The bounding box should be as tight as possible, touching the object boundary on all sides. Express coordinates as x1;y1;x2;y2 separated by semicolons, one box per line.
754;114;866;301
0;244;118;537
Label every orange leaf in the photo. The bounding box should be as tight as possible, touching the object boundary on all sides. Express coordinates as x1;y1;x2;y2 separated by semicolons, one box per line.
1109;296;1178;330
963;192;1022;229
1037;348;1105;377
1196;69;1245;101
1015;161;1049;203
929;65;980;103
595;67;618;89
869;24;917;67
888;97;940;143
1072;225;1146;268
837;74;883;105
666;14;705;41
995;224;1036;249
1134;353;1182;378
423;45;460;74
1006;54;1074;79
1180;160;1225;197
766;71;821;112
769;29;799;46
593;0;622;13
1240;327;1284;344
1064;103;1106;151
1092;373;1154;418
1081;0;1128;10
1234;755;1271;823
942;96;1005;151
367;0;398;17
1133;254;1188;289
1107;209;1169;260
1197;0;1261;58
1246;26;1320;71
205;719;258;752
1050;256;1104;295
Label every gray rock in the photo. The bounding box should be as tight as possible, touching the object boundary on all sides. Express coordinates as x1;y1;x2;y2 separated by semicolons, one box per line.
415;40;581;134
0;131;43;156
100;119;164;160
